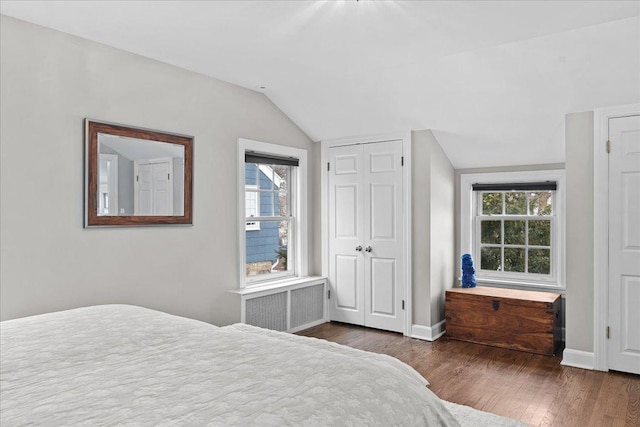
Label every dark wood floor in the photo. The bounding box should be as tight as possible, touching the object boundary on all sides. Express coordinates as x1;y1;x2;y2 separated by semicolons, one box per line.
297;322;640;427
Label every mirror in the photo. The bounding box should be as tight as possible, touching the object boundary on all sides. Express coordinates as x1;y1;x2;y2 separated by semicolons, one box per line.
85;120;193;227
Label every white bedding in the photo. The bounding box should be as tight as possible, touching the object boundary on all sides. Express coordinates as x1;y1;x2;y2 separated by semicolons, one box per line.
1;305;460;426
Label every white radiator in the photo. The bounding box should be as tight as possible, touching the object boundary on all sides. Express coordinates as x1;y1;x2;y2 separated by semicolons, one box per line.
241;278;327;333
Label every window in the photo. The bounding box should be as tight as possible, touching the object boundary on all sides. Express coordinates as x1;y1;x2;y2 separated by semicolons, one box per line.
460;171;565;289
238;139;308;287
245;185;260;231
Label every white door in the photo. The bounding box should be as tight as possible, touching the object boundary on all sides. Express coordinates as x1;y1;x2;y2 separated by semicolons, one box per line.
328;140;405;333
328;144;365;325
135;159;173;215
152;161;171;215
137;163;153;215
363;141;404;332
608;115;640;374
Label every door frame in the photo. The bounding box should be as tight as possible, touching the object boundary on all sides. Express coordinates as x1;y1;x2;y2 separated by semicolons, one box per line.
593;103;640;371
321;132;412;336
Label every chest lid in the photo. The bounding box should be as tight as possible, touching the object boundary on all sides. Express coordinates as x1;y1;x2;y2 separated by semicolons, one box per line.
446;286;560;308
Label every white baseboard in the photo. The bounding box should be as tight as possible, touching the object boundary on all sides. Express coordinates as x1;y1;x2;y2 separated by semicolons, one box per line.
288;318;327;334
561;348;595;370
410;320;446;342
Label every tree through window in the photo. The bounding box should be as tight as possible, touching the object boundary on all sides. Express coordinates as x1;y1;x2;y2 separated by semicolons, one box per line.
477;188;554;276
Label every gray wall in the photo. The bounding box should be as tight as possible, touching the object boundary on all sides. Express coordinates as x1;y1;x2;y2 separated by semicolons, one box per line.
565;111;595;352
411;130;455;327
0;16;317;324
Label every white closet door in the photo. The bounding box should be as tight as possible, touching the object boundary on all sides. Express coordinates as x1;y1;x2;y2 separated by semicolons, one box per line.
328;140;405;333
137;163;153;215
152;162;171;216
608;115;640;374
363;141;405;333
135;160;173;216
328;144;365;325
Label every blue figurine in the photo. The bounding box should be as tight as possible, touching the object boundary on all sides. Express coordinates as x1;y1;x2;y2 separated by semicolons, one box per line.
461;254;477;288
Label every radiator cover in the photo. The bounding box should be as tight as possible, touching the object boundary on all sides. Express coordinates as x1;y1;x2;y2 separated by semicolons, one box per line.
242;278;326;333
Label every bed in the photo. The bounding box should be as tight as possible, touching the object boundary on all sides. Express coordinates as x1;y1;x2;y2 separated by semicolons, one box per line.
1;305;525;426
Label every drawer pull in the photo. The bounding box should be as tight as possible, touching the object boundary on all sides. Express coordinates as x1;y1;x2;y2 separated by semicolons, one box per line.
492;300;500;311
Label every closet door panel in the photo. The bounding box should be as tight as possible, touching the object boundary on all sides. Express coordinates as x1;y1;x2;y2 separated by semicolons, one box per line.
363;140;405;333
335;255;359;310
370;257;396;316
370;183;395;239
328;144;365;325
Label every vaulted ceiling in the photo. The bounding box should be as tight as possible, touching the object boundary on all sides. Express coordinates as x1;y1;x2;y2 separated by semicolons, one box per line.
2;1;639;168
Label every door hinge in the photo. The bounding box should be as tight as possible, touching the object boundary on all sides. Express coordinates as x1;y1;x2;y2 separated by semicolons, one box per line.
328;289;331;300
606;140;611;154
327;162;330;171
607;326;610;339
402;300;405;310
401;156;404;166
168;173;170;180
136;175;139;182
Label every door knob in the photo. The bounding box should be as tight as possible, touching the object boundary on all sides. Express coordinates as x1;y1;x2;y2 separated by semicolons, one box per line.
355;245;363;252
365;246;372;252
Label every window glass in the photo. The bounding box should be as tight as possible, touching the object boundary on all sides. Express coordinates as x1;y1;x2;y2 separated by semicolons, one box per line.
245;219;290;277
481;220;501;244
505;192;526;215
528;191;553;216
528;249;551;274
477;188;555;278
482;193;503;215
528;220;551;246
244;162;293;281
481;247;501;271
504;248;525;272
504;220;525;245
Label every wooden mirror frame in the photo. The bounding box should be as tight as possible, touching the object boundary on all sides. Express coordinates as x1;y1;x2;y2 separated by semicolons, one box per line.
84;119;193;227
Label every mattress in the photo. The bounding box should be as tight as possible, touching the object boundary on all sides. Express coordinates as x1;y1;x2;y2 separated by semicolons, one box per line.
1;305;460;426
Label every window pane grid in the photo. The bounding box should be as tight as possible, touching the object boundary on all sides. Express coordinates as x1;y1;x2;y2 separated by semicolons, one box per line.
478;221;552;275
477;190;553;275
480;191;553;217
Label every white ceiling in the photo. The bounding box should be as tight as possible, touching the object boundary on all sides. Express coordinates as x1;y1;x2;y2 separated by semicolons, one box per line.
2;1;639;168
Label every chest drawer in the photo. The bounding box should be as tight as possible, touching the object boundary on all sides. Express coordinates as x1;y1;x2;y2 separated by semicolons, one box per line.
445;286;561;356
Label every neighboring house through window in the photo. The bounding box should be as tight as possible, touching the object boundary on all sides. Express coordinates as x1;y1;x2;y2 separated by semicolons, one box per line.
245;184;260;231
460;170;565;289
238;139;308;287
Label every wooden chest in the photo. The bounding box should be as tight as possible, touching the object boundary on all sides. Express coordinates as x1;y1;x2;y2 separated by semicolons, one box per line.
445;286;562;356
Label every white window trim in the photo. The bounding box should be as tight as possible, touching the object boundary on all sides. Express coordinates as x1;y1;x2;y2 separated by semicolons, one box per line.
460;169;566;290
238;138;308;288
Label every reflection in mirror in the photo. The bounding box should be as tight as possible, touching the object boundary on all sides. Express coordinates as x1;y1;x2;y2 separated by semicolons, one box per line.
85;120;193;227
98;135;185;217
99;153;118;215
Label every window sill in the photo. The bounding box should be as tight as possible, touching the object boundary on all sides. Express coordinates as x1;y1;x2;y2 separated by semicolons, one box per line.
229;276;327;296
466;277;565;294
